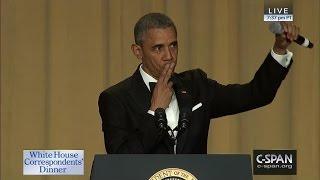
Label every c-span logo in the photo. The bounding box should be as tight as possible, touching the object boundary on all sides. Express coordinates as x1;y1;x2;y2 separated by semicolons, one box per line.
253;150;296;175
149;168;197;180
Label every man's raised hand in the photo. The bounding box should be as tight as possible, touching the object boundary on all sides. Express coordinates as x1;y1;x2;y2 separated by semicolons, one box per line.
150;63;175;111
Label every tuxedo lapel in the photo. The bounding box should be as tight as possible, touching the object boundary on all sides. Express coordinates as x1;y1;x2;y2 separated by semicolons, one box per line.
128;65;174;153
128;66;152;113
174;74;196;154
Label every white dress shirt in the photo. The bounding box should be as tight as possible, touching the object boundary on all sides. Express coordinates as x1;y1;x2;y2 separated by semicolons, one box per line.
270;48;293;68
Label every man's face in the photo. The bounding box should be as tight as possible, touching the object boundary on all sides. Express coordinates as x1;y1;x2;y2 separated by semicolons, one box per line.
138;27;178;79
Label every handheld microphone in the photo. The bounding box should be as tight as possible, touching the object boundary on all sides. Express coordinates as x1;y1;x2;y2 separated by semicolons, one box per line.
269;22;313;48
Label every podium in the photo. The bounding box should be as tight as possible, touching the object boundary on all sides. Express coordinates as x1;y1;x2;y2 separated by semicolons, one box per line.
90;154;252;180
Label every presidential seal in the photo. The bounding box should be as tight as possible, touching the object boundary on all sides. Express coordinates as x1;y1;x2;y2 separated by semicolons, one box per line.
149;168;197;180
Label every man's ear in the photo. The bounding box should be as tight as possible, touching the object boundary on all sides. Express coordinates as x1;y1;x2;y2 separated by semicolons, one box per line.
131;44;143;60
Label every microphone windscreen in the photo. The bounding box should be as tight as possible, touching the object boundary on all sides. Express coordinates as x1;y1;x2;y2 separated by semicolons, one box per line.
269;22;283;34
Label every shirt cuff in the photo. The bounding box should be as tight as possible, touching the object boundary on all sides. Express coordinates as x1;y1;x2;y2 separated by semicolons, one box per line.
270;48;293;68
148;110;155;116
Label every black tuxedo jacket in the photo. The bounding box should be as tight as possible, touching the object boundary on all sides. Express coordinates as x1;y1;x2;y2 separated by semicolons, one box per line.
98;53;292;154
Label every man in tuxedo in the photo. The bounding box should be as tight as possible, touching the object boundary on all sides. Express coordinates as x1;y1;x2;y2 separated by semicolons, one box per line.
98;13;299;154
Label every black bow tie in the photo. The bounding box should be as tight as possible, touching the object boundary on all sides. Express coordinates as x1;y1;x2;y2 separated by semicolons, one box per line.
149;82;156;93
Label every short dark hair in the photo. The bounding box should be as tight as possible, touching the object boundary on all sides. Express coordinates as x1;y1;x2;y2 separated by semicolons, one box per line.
134;13;177;45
